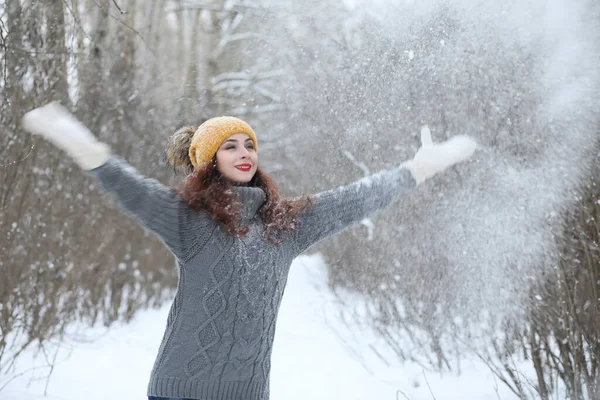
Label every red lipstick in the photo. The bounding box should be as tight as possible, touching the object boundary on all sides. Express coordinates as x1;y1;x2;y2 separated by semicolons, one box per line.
235;163;252;172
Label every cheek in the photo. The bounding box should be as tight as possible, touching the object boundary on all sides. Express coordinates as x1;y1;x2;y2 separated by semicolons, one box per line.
216;151;231;165
215;152;230;174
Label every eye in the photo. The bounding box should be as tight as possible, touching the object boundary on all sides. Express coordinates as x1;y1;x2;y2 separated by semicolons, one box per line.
246;143;255;150
225;145;236;150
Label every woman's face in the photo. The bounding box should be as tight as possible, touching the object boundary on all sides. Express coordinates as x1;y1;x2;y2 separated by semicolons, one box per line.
216;133;258;184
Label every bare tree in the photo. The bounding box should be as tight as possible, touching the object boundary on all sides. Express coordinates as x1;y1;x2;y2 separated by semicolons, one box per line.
1;0;182;385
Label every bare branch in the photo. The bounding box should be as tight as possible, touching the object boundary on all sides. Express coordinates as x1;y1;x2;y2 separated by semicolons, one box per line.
111;0;127;14
167;1;265;14
211;69;286;85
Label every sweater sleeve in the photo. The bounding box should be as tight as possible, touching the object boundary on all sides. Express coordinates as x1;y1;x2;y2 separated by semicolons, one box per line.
292;165;417;254
86;156;212;260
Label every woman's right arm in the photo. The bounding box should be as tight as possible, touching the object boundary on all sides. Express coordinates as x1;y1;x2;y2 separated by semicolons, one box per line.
87;155;213;260
21;102;215;261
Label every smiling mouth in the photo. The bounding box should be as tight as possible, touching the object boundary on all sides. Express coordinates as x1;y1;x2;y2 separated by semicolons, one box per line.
235;164;252;172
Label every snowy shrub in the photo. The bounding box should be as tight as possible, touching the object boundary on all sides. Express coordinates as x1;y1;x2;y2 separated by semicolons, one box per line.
480;166;600;400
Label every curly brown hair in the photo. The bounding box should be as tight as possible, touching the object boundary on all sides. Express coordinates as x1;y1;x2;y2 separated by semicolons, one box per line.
165;125;311;243
176;159;311;244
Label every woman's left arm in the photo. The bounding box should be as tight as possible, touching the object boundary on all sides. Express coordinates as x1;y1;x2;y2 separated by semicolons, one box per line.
292;165;417;254
292;126;477;254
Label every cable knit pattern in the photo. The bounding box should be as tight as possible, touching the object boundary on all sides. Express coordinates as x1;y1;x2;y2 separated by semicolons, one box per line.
87;156;416;400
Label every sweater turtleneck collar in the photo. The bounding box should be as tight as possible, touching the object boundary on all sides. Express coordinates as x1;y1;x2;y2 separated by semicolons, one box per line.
232;186;266;221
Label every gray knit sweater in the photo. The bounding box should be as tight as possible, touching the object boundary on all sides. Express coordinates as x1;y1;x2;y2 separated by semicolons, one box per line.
88;156;416;400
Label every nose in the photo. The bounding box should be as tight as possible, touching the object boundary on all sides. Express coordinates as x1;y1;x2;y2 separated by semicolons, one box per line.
240;147;250;158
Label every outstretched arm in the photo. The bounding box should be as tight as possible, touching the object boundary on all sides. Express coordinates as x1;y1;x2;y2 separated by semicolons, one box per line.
85;155;194;259
292;165;417;254
21;102;211;260
292;126;476;254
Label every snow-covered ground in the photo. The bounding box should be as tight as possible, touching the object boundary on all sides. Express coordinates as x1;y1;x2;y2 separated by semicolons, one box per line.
2;254;525;400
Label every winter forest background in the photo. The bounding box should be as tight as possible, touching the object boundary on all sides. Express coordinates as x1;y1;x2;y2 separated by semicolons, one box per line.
2;0;600;399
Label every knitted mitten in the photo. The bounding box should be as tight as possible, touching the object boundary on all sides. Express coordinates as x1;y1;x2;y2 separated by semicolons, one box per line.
402;125;476;184
21;102;110;170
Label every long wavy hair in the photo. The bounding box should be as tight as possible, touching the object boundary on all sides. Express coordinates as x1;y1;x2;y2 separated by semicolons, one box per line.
166;126;311;244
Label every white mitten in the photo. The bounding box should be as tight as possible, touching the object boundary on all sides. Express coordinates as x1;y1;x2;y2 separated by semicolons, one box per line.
21;102;110;170
402;125;477;185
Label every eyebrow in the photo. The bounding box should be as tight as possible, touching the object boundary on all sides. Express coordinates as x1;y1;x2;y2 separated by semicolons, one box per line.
223;138;253;144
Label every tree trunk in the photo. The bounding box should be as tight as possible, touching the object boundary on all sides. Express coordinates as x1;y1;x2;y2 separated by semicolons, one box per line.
46;0;69;103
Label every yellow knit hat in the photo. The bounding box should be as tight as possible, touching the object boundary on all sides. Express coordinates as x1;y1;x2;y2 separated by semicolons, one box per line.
189;116;258;168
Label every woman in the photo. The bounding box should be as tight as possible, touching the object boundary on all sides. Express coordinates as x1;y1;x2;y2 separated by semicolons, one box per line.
21;102;476;400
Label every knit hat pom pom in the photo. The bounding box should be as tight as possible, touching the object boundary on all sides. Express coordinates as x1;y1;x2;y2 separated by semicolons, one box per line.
166;126;195;171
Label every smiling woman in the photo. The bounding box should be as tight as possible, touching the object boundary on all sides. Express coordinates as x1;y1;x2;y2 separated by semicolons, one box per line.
166;119;308;241
20;102;476;400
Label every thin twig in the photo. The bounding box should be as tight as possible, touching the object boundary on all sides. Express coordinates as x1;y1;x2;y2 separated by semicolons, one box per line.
0;363;52;392
88;0;156;56
422;369;437;400
0;139;37;168
396;388;413;400
111;0;126;14
43;336;64;396
108;17;155;57
492;371;503;400
61;0;94;43
168;1;265;13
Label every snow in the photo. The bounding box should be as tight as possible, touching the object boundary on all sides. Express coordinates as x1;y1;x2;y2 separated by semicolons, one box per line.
1;254;526;400
265;0;600;329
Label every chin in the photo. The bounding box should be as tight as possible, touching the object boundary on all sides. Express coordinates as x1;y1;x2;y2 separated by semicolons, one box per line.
229;173;254;185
